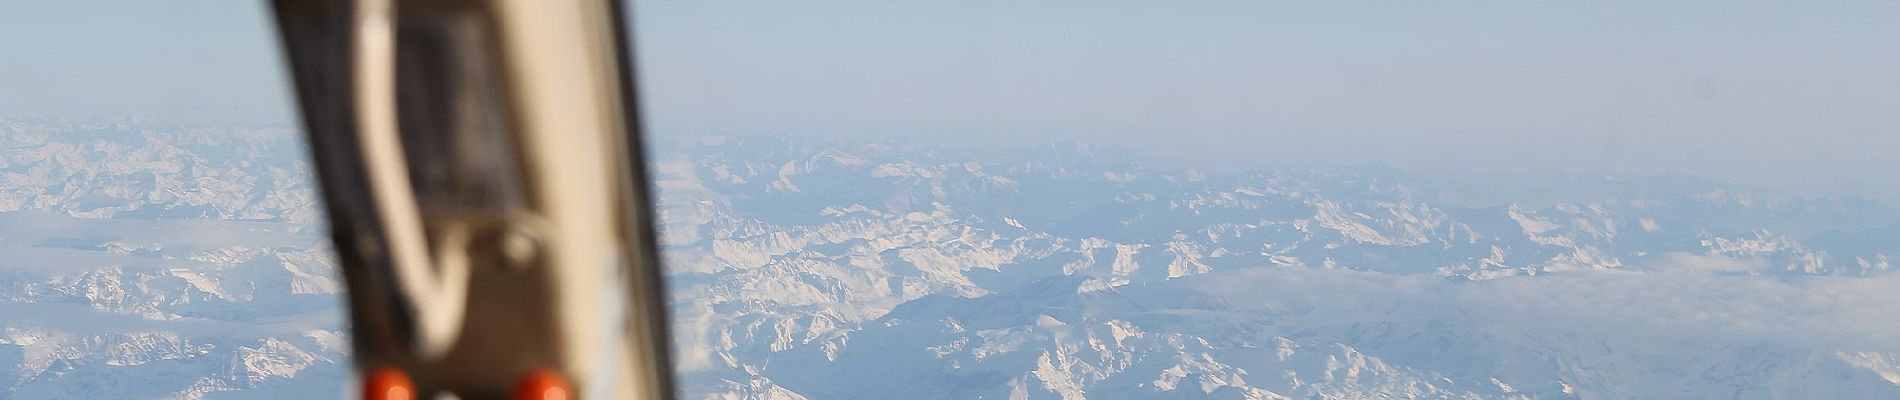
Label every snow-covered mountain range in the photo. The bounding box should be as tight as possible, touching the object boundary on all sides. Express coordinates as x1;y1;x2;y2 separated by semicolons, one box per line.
0;117;343;399
649;136;1900;399
2;118;1898;399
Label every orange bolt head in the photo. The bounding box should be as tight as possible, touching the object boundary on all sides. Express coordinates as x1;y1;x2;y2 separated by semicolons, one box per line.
514;369;571;400
363;367;415;400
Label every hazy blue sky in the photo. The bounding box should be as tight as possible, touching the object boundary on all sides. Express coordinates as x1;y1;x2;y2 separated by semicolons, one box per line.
630;1;1900;202
0;0;293;125
2;1;1896;201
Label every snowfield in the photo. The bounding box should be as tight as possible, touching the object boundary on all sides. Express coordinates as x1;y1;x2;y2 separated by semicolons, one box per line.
2;119;1898;399
0;118;343;399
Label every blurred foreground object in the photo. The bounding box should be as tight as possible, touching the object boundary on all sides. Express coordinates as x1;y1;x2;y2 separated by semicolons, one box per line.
268;0;673;398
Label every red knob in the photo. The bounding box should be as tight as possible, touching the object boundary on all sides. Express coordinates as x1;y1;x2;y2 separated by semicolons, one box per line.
514;369;571;400
363;367;415;400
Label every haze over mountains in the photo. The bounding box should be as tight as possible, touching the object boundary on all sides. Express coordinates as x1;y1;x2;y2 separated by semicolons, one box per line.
0;118;342;399
652;135;1900;399
2;118;1898;398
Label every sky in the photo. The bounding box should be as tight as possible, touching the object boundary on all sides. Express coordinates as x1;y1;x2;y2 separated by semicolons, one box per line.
1;1;1896;201
0;0;294;126
629;1;1900;202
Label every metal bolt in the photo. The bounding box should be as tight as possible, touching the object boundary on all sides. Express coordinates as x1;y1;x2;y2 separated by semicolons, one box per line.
498;225;541;270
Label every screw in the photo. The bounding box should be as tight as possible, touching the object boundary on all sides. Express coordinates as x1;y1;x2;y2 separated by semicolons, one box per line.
499;225;541;270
